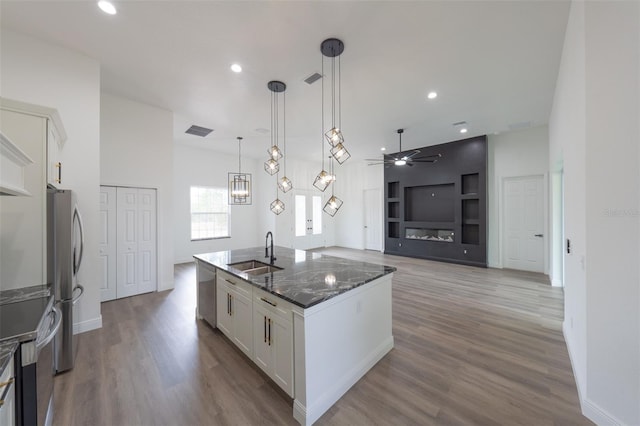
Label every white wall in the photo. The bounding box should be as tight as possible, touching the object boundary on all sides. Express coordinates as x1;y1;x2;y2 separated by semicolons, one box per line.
333;161;383;250
0;29;102;333
550;1;640;424
583;2;639;424
100;93;175;291
487;126;549;270
172;143;261;263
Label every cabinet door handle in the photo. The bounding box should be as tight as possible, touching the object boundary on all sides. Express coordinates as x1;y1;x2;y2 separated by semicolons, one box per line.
264;316;267;343
268;318;271;346
56;162;62;184
260;297;277;307
229;294;233;316
225;278;236;286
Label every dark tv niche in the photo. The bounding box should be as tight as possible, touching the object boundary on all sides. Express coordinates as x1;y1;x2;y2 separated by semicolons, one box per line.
405;183;455;222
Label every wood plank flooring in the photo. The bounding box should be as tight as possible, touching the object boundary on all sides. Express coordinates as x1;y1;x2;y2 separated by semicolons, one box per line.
53;247;591;425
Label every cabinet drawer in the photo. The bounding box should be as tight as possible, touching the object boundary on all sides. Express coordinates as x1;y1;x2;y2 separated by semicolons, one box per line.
217;270;252;298
253;287;293;322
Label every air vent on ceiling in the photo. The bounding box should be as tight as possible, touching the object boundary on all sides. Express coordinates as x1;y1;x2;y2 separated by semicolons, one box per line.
304;72;323;85
185;125;214;137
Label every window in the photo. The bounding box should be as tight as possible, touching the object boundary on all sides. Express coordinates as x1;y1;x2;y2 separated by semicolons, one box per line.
190;186;229;240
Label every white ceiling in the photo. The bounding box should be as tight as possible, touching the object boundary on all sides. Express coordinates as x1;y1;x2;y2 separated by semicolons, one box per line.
0;0;570;162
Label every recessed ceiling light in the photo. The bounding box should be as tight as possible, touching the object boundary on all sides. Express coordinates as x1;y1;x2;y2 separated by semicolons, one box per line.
460;128;468;134
231;63;242;73
255;128;269;134
381;147;386;151
98;1;117;15
427;91;438;100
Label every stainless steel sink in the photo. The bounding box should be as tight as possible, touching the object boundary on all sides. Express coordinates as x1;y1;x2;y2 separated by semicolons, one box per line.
227;260;283;275
244;265;282;276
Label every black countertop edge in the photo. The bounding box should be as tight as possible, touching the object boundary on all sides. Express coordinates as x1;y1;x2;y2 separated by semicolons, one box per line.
0;340;18;378
194;246;396;309
0;284;51;306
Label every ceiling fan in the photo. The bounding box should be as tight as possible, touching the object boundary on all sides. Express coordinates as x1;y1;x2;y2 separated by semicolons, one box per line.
366;129;441;167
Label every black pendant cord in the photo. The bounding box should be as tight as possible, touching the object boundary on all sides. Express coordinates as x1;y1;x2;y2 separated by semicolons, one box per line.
270;90;274;154
321;53;325;170
338;54;341;131
283;91;286;176
238;137;242;173
331;54;336;130
330;156;335;197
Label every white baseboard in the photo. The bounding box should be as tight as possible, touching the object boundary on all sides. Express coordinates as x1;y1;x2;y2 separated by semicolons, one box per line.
551;277;563;287
562;321;622;426
158;279;175;292
73;315;102;335
293;336;394;426
583;398;623;426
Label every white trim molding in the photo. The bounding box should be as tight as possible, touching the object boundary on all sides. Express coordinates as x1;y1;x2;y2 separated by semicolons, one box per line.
73;315;102;335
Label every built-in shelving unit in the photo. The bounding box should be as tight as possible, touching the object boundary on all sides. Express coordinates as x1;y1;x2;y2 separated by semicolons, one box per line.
384;136;487;267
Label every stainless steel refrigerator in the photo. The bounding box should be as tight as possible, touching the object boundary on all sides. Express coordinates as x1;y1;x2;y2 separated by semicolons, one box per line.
47;186;84;374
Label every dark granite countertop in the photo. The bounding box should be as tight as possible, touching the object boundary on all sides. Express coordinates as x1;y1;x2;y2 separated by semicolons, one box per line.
194;246;396;309
0;340;18;378
0;284;50;306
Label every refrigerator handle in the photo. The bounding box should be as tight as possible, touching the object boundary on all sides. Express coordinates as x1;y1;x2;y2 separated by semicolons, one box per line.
36;306;62;353
73;206;85;275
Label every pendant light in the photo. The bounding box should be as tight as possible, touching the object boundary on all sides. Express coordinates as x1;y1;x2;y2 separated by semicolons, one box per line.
228;136;252;205
321;38;350;164
266;80;290;214
323;156;343;216
264;81;286;176
270;170;285;215
277;83;292;193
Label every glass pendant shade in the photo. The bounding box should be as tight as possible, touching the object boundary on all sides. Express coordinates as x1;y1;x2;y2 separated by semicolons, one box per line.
324;127;344;147
313;170;332;192
270;198;285;215
323;195;343;217
228;173;252;204
264;159;280;175
268;145;283;160
330;143;351;164
278;176;292;193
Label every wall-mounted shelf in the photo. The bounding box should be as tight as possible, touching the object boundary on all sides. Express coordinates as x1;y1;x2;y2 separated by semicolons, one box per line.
384;136;487;267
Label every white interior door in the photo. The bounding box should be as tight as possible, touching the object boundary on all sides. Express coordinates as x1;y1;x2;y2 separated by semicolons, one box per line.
364;189;382;251
116;187;157;298
503;175;544;272
99;186;116;301
294;190;323;250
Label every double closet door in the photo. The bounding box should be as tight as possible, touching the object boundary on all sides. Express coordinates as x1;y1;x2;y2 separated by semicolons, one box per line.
100;186;157;302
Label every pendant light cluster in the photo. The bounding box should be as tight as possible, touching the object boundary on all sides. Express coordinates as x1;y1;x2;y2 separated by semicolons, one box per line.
265;80;291;215
314;38;348;216
228;136;252;205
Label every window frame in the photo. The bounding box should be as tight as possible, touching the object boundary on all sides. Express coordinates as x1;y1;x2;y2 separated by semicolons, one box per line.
190;185;231;241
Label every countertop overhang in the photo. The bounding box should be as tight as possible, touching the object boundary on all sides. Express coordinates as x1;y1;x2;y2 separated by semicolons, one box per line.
194;246;396;309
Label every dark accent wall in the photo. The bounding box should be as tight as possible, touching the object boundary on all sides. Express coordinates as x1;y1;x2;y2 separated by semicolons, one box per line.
384;135;487;267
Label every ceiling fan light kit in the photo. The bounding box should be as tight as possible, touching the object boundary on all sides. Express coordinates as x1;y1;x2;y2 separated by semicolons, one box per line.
366;128;442;167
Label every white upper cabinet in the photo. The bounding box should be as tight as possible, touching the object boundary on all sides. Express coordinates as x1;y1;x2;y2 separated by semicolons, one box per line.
0;97;67;188
0;130;34;196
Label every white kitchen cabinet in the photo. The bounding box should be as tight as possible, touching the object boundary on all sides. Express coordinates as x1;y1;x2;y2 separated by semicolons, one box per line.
0;353;16;426
0;97;66;188
46;119;64;187
253;288;294;397
216;270;253;358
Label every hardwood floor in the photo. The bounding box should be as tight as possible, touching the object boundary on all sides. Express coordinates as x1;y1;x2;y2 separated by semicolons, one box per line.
53;248;591;425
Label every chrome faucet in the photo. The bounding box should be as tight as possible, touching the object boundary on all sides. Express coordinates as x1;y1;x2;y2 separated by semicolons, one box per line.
265;231;276;265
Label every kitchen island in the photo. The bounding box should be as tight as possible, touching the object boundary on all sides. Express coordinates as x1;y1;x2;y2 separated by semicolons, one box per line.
194;246;395;426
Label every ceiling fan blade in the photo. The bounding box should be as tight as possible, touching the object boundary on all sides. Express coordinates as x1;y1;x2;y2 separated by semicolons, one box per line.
405;150;422;159
411;159;439;163
413;153;442;160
